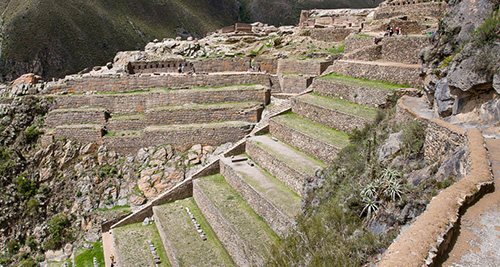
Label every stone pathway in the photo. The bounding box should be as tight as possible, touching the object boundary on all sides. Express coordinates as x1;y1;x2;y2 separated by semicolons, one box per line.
442;138;500;266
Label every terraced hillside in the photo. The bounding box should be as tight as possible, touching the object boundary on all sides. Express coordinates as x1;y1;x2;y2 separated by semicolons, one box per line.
106;43;418;266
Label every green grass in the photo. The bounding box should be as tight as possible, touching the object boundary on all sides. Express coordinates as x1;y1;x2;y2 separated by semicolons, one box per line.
272;112;350;148
320;72;411;91
251;135;327;174
96;204;132;213
355;33;375;38
154;198;234;266
74;241;105;267
298;93;378;119
114;222;171;267
196;174;280;253
328;44;345;54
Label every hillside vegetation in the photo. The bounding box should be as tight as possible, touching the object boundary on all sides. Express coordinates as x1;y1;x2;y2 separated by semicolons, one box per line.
0;0;381;80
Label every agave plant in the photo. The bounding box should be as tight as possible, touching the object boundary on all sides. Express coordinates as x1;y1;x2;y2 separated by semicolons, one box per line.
381;168;402;180
361;182;378;199
361;196;380;219
382;178;403;201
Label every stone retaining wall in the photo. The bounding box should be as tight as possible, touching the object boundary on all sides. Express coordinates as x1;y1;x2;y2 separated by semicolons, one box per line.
45;108;108;128
374;2;447;20
219;158;293;237
292;98;372;132
192;180;252;266
106;116;148;131
306;28;357;42
53;124;104;144
328;60;422;87
45;72;273;94
104;122;253;155
277;59;331;76
270;119;340;164
396;97;468;162
145;103;263;125
192;58;247;73
381;36;428;64
52;86;270;115
254;58;278;74
345;35;428;64
152;209;179;267
281;75;314;94
311;79;394;108
246;140;305;196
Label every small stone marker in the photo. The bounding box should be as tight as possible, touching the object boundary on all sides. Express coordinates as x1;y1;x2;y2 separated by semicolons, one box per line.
185;207;208;241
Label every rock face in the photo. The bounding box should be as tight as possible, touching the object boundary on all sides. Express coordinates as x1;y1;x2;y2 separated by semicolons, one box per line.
421;0;499;122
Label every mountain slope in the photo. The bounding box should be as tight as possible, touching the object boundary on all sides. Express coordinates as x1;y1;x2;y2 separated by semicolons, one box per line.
0;0;382;80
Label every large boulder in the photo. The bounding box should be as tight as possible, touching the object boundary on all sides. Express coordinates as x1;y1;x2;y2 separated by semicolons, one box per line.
494;73;500;95
434;78;455;117
377;131;403;162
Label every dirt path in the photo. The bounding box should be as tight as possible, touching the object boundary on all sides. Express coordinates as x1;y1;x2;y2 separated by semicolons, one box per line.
441;138;500;266
102;231;116;267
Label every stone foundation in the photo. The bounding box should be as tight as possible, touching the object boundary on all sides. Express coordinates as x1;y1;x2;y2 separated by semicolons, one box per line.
53;124;104;144
277;59;331;76
374;2;448;20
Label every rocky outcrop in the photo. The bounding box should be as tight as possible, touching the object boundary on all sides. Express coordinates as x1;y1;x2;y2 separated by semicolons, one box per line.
421;0;500;123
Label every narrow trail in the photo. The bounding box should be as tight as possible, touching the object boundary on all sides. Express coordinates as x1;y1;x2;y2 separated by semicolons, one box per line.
442;138;500;266
102;231;115;267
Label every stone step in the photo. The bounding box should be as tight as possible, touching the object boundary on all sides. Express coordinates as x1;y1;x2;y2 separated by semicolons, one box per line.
293;93;378;132
44;107;108;128
193;174;278;267
269;112;350;163
246;134;327;196
103;121;254;155
145;101;264;125
310;72;399;108
220;156;301;236
152;198;234;267
113;222;171;267
326;59;421;88
52;84;270;115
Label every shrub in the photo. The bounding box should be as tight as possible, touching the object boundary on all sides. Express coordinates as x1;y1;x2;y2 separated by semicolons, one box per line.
474;7;500;45
14;174;37;198
7;239;20;254
25;125;41;143
26;197;40;215
400;120;425;159
45;213;73;250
